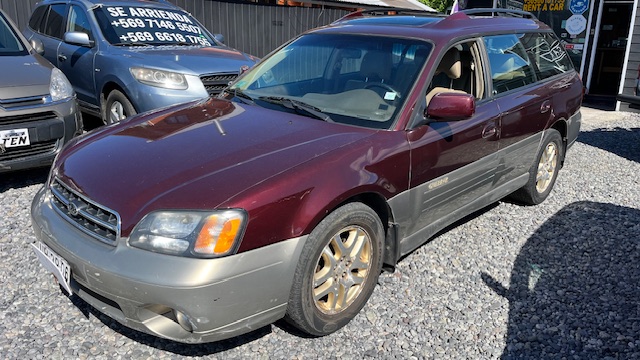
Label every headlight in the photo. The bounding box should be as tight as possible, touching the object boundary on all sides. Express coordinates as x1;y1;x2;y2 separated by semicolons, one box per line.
130;67;188;90
49;68;74;101
129;210;247;258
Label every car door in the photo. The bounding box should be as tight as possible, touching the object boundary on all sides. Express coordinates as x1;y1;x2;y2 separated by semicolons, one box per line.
36;3;67;65
483;34;551;188
400;41;501;251
56;4;98;107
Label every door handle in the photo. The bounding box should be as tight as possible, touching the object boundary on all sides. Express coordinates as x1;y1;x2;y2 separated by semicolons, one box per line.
482;123;498;140
58;54;67;62
540;100;551;113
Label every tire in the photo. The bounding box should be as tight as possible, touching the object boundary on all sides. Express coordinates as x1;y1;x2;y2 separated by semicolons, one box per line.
103;90;136;124
510;128;563;205
285;202;384;336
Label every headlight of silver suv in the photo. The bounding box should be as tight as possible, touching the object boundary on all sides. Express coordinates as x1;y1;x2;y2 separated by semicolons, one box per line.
130;67;189;90
129;210;247;258
49;68;74;102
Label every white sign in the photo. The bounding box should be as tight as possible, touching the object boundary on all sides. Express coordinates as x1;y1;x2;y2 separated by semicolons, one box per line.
565;15;587;36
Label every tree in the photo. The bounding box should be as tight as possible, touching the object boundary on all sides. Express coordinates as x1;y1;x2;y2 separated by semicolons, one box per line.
421;0;454;13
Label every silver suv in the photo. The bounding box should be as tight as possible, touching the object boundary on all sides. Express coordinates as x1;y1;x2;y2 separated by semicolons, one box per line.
24;0;258;124
0;9;81;173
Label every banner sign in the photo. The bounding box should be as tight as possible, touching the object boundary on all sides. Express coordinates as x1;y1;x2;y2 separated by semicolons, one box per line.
96;6;213;46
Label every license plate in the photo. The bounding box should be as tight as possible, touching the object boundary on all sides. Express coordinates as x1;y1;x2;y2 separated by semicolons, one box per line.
0;128;30;148
31;241;72;295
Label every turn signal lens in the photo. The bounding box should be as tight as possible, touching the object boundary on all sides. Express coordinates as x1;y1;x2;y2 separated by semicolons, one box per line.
194;211;245;256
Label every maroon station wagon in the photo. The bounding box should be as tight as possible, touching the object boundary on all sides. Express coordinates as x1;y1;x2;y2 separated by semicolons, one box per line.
31;9;582;343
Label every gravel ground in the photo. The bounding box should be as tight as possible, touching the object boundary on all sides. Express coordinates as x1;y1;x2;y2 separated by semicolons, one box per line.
1;107;639;359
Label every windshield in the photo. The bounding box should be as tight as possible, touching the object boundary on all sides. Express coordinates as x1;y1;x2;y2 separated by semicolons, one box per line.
93;6;215;46
228;33;432;129
0;13;27;56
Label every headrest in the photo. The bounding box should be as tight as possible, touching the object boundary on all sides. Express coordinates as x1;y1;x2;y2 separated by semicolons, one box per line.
360;50;392;83
436;47;462;80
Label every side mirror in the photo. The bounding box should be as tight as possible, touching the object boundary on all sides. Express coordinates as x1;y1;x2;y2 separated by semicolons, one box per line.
425;92;475;121
30;38;44;55
63;31;93;47
213;33;225;44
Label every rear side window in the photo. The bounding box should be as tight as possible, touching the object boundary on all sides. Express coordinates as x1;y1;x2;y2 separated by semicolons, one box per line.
29;5;48;32
44;4;66;39
484;34;537;95
520;32;574;80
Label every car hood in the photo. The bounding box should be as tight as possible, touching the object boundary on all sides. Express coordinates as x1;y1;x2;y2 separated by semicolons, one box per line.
121;45;256;74
55;98;374;234
0;54;52;99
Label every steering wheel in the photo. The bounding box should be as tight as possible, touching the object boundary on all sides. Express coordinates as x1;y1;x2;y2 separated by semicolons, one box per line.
364;83;401;99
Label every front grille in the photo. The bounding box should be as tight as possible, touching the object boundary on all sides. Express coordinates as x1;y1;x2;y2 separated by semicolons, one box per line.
0;111;57;126
50;178;121;245
0;95;45;110
200;73;238;95
0;139;57;162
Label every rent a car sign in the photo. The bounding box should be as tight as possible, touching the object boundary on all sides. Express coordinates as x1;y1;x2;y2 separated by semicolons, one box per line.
522;0;565;12
105;6;212;46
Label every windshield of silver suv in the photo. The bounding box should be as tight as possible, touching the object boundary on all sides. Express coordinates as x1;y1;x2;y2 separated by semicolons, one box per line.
93;6;215;46
227;33;432;129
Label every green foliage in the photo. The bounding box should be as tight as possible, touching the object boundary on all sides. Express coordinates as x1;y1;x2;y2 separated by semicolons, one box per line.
420;0;455;13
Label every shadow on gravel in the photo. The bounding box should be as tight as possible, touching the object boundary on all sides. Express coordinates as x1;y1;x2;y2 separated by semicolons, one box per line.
578;127;640;163
0;167;49;193
482;201;640;359
68;294;272;356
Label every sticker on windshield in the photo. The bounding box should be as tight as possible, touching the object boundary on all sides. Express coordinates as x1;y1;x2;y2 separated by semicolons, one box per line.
98;6;213;46
384;92;397;101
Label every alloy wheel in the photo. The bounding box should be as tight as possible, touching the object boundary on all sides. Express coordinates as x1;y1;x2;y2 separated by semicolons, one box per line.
313;225;372;315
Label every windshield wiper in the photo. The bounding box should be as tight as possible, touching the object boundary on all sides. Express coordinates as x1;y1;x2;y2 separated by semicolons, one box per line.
230;89;254;105
258;96;333;123
170;42;199;46
111;42;152;47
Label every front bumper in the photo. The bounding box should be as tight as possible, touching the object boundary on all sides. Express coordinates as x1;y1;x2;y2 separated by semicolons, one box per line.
0;97;81;172
30;186;307;343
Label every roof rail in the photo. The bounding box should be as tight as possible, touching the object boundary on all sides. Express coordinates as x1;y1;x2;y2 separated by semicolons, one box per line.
333;8;440;23
460;8;537;19
358;8;440;16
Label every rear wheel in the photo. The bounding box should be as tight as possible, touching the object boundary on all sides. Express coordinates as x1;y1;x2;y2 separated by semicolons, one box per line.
285;202;384;336
510;129;563;205
103;90;136;124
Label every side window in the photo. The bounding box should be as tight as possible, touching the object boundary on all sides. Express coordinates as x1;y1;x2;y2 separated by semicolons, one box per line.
426;40;485;103
67;5;92;40
28;5;48;32
43;4;66;39
484;34;536;94
521;32;574;80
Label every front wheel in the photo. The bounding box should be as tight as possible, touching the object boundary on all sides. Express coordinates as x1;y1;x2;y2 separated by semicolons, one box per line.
103;90;136;124
510;129;563;205
285;202;384;336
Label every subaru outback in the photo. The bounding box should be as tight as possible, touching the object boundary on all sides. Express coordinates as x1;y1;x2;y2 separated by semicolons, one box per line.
31;9;582;343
